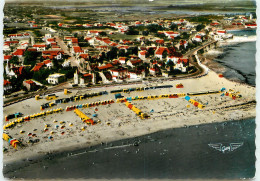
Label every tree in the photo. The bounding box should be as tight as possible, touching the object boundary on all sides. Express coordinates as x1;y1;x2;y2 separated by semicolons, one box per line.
126;27;139;35
170;24;178;31
142;31;149;36
23;51;39;67
9;56;19;65
196;24;205;32
147;24;164;33
99;32;107;36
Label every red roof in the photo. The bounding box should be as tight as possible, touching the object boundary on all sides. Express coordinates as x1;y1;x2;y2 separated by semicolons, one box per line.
33;44;46;48
4;55;12;60
4;41;19;45
155;39;164;44
85;37;92;41
12;49;25;56
25;80;35;84
139;51;147;55
47;38;55;42
73;46;83;53
165;31;179;35
130;59;142;65
4;80;11;86
119;57;127;61
178;58;189;64
43;59;52;65
89;30;100;34
32;64;43;72
98;63;113;70
217;30;226;34
42;50;64;56
71;38;78;43
195;35;201;39
27;48;37;52
11;66;24;76
155;47;169;55
79;54;89;59
82;73;92;77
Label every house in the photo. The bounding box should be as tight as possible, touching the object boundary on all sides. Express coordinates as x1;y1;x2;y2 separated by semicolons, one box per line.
46;73;66;85
149;66;160;76
4;55;13;62
164;31;180;38
4;80;12;93
175;58;189;72
74;69;93;85
12;49;26;58
179;40;188;49
62;60;71;67
98;63;114;71
193;35;202;42
31;63;45;72
155;47;170;60
87;30;101;36
126;59;142;68
138;50;148;60
127;70;144;79
43;59;53;69
72;46;84;55
109;67;128;81
23;80;38;91
6;65;25;78
33;44;46;51
118;57;127;64
42;50;64;60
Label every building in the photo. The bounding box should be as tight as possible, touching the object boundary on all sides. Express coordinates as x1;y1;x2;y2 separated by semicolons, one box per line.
46;73;66;85
4;80;12;94
23;80;38;91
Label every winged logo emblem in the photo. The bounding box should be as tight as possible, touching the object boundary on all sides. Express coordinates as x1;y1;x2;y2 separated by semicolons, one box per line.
208;142;243;153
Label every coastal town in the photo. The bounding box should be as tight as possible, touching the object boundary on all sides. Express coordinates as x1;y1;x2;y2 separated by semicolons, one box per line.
2;3;257;179
3;7;256;96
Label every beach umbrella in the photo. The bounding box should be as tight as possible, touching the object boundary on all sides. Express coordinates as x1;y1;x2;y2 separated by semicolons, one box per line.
186;105;190;108
61;132;65;135
69;123;73;127
28;133;32;136
55;125;59;129
92;114;97;117
81;127;85;131
95;108;98;111
53;120;57;123
61;125;65;129
48;136;53;140
44;128;48;132
50;131;54;135
32;134;37;137
20;130;25;134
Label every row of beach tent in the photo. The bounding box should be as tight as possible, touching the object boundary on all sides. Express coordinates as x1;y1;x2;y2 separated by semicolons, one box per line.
3;108;63;130
65;99;115;111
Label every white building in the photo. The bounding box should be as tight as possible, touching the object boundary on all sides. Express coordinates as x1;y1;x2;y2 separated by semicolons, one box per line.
46;73;65;85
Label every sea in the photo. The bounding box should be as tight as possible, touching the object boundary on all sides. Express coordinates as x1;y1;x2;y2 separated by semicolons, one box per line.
3;30;256;180
216;29;256;86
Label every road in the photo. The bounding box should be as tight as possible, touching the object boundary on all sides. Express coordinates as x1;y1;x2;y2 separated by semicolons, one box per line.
54;36;79;67
184;40;217;58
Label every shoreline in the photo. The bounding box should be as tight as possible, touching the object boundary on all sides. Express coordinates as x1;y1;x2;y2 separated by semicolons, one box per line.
3;35;257;173
4;116;256;178
3;70;256;164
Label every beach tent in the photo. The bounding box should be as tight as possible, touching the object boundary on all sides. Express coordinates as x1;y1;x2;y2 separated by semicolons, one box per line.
221;88;226;92
93;114;97;117
150;109;154;113
185;96;190;101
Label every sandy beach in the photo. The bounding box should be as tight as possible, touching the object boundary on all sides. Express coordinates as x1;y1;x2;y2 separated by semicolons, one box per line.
3;66;256;166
